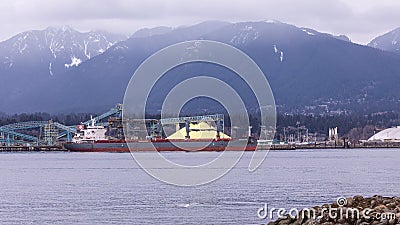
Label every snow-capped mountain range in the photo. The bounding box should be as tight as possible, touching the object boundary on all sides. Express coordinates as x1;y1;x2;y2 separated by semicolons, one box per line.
0;26;126;76
368;27;400;54
1;21;400;114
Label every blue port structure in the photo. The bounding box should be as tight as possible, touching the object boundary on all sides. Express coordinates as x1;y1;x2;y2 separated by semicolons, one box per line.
0;104;123;146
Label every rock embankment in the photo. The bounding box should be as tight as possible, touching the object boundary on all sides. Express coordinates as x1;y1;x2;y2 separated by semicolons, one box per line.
268;195;400;225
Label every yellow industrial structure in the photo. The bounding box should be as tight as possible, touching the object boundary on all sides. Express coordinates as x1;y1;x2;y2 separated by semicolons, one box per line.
167;122;230;139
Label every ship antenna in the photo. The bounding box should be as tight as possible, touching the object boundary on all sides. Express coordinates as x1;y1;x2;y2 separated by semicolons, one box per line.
91;115;95;127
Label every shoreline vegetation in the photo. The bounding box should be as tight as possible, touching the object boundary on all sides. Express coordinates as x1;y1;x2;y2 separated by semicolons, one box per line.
267;196;400;225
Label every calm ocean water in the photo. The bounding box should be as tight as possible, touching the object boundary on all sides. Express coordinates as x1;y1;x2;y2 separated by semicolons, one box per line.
0;149;399;224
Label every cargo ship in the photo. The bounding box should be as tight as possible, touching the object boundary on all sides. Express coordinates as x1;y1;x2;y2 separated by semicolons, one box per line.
63;116;257;152
64;139;256;152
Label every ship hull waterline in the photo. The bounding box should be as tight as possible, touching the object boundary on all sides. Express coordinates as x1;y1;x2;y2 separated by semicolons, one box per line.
64;139;257;152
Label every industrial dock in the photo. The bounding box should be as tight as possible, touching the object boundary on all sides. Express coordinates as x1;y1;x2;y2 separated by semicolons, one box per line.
3;104;400;152
0;145;64;152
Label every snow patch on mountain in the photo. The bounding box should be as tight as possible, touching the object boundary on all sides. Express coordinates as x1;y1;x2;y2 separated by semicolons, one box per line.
19;42;28;54
230;25;260;45
264;19;281;24
273;45;284;62
84;40;90;59
49;63;53;76
113;45;129;51
302;29;315;36
3;56;13;68
64;56;82;68
12;32;35;54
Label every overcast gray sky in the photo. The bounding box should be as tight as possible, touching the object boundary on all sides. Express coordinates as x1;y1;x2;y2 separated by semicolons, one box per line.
1;0;399;44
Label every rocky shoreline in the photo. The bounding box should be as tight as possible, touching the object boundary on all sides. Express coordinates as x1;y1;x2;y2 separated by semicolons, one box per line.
267;196;400;225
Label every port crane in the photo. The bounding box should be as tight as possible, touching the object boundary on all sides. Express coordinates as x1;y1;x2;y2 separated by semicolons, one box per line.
0;104;123;146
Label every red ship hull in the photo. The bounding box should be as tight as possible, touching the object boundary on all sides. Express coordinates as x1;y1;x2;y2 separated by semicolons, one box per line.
64;138;257;152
